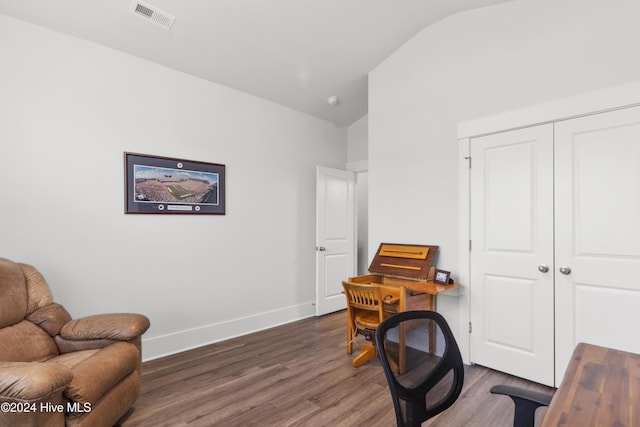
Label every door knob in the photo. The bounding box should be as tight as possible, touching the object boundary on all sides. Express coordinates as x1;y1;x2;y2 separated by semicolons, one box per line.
316;246;326;252
538;264;549;273
559;266;572;275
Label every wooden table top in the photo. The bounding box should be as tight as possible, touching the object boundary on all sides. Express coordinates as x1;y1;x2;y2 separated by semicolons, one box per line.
541;342;640;427
349;273;459;295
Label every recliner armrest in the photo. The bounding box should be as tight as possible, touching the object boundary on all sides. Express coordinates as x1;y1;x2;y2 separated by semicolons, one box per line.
60;313;150;342
0;361;72;401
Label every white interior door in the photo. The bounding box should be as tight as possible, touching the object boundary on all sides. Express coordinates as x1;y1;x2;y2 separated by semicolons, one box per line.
316;166;356;316
554;106;640;380
470;124;555;386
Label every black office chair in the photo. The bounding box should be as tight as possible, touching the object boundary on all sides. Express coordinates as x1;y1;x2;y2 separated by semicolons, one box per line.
375;310;553;427
375;310;464;427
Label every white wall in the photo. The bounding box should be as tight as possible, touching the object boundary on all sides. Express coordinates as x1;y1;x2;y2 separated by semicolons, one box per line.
347;115;368;165
0;14;347;360
368;0;640;350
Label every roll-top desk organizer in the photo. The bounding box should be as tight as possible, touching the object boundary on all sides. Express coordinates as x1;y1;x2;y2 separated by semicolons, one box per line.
347;243;458;313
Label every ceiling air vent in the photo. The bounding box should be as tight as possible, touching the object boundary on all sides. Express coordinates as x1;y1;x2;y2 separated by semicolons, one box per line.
130;1;175;30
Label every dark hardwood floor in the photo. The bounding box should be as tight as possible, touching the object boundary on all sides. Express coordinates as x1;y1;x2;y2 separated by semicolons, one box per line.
121;311;553;427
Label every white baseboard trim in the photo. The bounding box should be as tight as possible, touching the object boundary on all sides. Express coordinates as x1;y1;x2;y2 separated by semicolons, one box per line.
141;302;316;361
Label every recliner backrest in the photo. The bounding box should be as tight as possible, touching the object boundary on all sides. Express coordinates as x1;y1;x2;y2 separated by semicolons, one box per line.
0;258;28;329
0;258;60;362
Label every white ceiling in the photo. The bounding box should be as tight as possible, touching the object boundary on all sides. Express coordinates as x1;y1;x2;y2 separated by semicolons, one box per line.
0;0;509;126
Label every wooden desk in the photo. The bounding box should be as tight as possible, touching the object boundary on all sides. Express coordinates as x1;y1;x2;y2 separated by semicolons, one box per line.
541;342;640;427
348;275;458;373
349;274;459;312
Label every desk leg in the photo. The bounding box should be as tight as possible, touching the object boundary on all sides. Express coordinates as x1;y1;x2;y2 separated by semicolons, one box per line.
427;295;436;355
399;288;407;374
399;323;407;374
394;289;440;373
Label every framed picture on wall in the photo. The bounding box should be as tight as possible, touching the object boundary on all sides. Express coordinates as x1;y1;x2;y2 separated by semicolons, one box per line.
124;152;225;215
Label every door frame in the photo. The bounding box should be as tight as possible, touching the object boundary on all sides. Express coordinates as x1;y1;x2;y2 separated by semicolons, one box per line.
347;160;369;276
457;81;640;366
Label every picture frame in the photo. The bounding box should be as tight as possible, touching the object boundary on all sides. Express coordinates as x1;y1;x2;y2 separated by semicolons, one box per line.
124;152;225;215
433;269;451;285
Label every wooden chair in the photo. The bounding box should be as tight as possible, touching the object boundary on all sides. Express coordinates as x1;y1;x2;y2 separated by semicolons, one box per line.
342;281;392;367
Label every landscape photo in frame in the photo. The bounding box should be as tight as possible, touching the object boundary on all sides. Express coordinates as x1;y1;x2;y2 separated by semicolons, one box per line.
124;152;225;215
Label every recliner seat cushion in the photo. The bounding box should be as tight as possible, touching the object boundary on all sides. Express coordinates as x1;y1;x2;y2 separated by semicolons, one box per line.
51;342;138;404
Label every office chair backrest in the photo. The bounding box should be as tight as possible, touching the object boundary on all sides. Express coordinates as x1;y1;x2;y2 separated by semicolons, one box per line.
375;310;464;427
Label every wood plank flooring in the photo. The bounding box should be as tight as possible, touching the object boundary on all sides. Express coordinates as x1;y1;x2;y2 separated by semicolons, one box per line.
121;311;554;427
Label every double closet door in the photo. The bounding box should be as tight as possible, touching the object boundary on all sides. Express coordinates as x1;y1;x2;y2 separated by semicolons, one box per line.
469;105;640;387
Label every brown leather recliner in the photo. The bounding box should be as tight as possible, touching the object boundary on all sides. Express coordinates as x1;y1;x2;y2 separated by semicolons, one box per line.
0;258;150;427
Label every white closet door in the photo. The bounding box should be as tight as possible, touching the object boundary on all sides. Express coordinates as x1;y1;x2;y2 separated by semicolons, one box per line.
470;124;555;386
554;106;640;381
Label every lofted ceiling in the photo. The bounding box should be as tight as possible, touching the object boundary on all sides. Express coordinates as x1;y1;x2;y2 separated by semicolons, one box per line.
0;0;510;126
